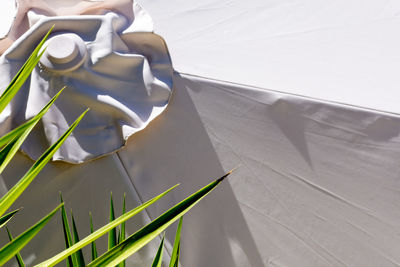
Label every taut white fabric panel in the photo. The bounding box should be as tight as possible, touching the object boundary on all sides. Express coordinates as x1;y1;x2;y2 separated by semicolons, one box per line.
1;69;400;267
139;0;400;114
117;73;400;266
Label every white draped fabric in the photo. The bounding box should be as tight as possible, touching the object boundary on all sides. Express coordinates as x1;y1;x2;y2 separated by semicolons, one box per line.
0;7;173;163
0;1;400;267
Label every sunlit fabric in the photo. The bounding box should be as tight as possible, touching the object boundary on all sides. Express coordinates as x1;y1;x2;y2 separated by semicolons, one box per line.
0;7;173;163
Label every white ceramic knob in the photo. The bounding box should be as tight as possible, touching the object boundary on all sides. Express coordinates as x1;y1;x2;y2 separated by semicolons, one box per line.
40;33;87;74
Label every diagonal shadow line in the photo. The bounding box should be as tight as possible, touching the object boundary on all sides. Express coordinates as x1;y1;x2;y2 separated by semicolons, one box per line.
117;72;264;267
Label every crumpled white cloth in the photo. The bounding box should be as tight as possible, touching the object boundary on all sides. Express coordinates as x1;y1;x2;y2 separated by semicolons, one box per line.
0;5;173;163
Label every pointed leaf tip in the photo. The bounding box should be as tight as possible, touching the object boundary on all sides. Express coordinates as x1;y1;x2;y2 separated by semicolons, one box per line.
36;184;178;267
86;174;225;266
217;169;235;183
5;227;25;267
0;209;21;228
71;212;85;266
169;217;183;267
108;192;117;250
151;234;165;267
0;204;62;266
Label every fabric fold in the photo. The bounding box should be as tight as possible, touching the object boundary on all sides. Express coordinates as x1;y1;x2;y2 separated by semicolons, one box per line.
0;4;173;163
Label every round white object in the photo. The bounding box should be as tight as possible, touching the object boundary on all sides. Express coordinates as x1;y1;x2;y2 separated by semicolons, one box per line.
40;33;87;74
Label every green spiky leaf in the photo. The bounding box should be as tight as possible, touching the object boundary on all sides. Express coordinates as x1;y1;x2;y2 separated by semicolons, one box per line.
108;192;117;250
0;87;65;175
169;217;183;267
0;208;20;228
71;211;85;266
36;184;179;267
86;171;231;266
89;212;98;261
0;26;53;113
0;204;62;266
119;194;126;243
0;109;88;217
117;193;126;267
151;234;165;267
60;193;73;267
5;227;25;267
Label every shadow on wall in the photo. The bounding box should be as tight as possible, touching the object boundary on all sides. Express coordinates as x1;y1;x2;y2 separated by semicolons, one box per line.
117;73;265;267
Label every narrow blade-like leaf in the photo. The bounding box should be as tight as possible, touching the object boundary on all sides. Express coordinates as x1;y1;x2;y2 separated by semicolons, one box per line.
0;87;65;175
71;211;85;266
0;209;20;228
0;26;53;113
108;193;117;250
36;184;179;267
151;235;165;267
169;217;183;267
0;109;88;217
60;193;73;267
0;119;33;148
0;204;62;266
119;193;126;244
90;212;98;261
86;171;231;266
117;193;126;267
6;227;25;267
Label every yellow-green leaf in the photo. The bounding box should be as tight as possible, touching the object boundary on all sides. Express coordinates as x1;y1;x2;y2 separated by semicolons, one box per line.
35;184;179;267
0;109;88;217
169;217;182;267
108;192;117;250
60;193;74;267
0;209;20;228
6;227;25;267
151;234;165;267
71;211;85;266
86;171;231;267
0;26;53;113
90;212;98;261
0;204;62;266
117;193;126;267
0;87;65;175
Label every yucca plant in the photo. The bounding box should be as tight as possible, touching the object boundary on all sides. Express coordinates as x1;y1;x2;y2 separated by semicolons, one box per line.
54;192;181;267
0;27;231;266
39;171;231;266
